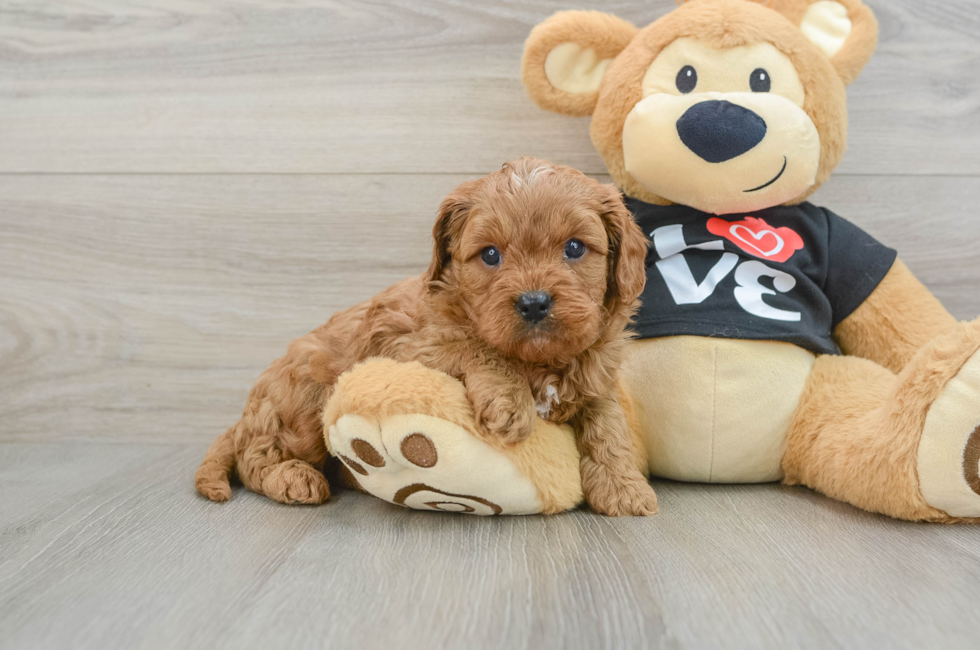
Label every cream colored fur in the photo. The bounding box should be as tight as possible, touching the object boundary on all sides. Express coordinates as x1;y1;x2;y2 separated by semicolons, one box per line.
323;358;584;515
623;336;814;483
800;1;852;58
918;353;980;517
545;43;614;95
329;412;544;515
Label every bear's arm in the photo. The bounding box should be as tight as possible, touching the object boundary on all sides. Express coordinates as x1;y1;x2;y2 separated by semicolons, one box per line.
833;258;957;374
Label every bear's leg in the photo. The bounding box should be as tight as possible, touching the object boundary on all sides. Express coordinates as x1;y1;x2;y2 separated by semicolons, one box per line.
783;320;980;522
322;358;583;515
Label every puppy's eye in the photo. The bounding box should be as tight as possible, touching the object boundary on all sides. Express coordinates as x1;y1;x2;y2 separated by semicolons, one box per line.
564;239;586;260
480;246;501;266
750;68;771;93
676;65;697;93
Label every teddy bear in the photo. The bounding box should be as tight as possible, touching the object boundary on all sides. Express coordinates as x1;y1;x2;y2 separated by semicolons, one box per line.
323;0;980;521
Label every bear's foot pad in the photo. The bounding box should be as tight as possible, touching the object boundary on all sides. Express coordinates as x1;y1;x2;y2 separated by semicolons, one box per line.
918;350;980;517
328;413;543;515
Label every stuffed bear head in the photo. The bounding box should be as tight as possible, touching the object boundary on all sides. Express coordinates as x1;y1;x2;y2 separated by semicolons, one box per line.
522;0;878;215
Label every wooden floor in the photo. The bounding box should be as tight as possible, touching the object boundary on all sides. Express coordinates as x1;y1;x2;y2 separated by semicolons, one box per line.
1;1;979;648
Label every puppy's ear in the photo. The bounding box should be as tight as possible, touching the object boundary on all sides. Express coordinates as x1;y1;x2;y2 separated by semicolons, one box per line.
426;181;477;289
597;184;647;307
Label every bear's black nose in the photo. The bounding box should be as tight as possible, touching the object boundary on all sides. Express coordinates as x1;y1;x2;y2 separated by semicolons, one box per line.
676;100;767;163
515;291;553;323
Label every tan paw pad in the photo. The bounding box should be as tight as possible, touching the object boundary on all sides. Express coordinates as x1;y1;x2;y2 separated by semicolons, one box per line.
918;352;980;517
328;413;542;515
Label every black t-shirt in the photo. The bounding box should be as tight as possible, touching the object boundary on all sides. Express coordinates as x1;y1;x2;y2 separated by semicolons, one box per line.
627;198;897;355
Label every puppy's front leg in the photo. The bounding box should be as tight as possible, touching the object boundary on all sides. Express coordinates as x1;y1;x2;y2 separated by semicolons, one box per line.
577;397;658;516
463;361;537;444
416;342;536;443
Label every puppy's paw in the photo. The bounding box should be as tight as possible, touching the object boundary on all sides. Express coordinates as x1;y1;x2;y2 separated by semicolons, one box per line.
196;477;232;502
581;460;658;517
261;460;331;505
471;386;536;444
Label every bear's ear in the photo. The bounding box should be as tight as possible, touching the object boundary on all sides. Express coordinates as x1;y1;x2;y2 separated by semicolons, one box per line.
770;0;878;85
522;11;638;117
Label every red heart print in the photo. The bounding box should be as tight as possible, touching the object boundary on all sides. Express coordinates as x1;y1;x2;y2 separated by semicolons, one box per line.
706;216;804;263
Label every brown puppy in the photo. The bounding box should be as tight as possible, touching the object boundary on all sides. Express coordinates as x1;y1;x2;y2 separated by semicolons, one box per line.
196;157;658;516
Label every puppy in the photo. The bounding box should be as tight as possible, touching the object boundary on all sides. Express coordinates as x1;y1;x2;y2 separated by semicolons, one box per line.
196;157;658;516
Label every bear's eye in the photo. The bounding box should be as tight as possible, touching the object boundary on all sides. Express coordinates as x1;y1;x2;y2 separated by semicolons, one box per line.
750;68;771;93
480;246;501;266
675;65;697;93
564;239;586;260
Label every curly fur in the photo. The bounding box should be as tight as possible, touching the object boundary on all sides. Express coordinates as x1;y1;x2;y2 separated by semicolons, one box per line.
196;157;657;515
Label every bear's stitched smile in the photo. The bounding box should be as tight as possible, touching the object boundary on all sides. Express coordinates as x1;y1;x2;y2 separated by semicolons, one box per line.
744;156;788;193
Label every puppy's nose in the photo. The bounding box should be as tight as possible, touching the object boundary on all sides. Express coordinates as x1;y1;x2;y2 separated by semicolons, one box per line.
515;291;553;323
676;100;767;163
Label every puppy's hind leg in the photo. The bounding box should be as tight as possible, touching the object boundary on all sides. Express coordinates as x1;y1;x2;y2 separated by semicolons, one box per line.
236;429;331;505
195;426;237;502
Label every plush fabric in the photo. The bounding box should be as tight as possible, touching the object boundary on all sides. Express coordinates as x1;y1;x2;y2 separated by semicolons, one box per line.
919;352;980;518
315;0;979;521
524;0;852;208
323;358;584;515
784;319;980;521
834;259;959;373
522;11;638;117
622;336;814;482
512;0;980;522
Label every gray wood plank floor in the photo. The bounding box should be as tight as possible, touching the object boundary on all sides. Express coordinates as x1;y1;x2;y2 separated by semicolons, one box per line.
1;1;979;649
0;0;978;175
3;442;980;650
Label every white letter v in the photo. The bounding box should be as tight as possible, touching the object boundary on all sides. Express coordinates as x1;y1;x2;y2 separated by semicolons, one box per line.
652;225;738;305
